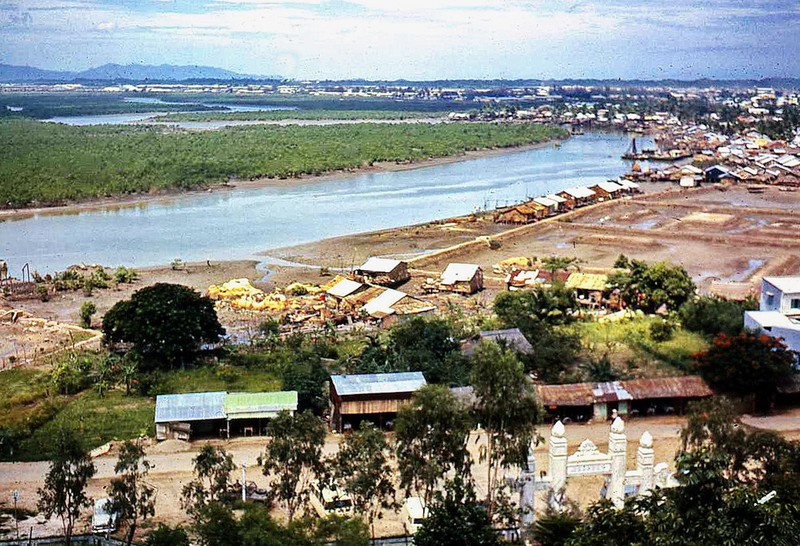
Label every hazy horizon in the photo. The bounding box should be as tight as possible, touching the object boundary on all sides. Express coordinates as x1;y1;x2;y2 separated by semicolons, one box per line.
1;0;799;81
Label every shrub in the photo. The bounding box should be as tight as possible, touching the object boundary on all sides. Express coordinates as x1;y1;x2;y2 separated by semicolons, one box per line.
79;301;96;329
649;319;675;342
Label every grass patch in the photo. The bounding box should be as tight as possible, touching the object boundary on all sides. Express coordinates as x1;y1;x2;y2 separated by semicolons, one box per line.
154;364;282;394
15;390;155;461
0;368;50;409
575;315;709;377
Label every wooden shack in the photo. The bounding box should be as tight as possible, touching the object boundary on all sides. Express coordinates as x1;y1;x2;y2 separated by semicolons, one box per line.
354;257;410;287
496;202;546;224
330;372;427;432
537;376;712;423
439;263;483;294
565;272;609;307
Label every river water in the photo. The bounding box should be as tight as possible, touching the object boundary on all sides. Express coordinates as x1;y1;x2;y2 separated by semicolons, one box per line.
0;132;644;274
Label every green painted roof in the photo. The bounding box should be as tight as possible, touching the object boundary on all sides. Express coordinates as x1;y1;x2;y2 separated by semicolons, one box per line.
224;391;298;419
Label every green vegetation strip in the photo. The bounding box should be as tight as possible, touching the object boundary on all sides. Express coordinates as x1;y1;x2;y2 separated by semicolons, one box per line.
0;120;565;207
153;109;448;122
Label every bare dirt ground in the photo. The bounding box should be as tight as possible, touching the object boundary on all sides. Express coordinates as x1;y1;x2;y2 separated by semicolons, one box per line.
3;410;799;540
266;185;800;299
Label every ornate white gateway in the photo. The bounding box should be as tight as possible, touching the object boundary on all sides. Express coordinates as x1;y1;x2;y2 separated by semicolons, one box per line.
515;416;671;529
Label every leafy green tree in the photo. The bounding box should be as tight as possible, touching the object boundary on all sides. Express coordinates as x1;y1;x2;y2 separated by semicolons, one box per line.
262;410;326;522
79;301;96;329
333;423;395;538
191;501;240;546
540;256;582;277
291;515;370;546
414;478;500;546
144;524;190;546
564;499;647;546
470;341;540;518
281;351;330;414
494;285;576;328
693;332;796;412
107;440;156;546
36;426;97;546
608;259;695;313
181;444;235;516
387;317;461;384
531;509;581;546
679;295;757;337
394;385;472;507
102;283;224;368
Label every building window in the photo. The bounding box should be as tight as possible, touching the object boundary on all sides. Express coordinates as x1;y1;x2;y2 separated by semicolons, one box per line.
791;298;800;310
766;293;775;306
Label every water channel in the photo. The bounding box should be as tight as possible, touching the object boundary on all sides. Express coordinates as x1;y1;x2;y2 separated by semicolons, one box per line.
0;132;646;274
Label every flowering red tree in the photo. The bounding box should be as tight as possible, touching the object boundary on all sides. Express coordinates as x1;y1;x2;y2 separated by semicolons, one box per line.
693;333;797;412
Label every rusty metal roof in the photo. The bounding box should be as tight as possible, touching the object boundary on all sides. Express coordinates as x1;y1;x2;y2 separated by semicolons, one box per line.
621;376;712;400
536;383;595;407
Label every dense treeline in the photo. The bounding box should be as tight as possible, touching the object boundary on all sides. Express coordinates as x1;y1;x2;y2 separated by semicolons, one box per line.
156;109;449;122
0;120;566;207
0;93;222;119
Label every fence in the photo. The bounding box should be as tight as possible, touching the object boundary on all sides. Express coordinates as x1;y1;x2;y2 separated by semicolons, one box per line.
0;535;126;546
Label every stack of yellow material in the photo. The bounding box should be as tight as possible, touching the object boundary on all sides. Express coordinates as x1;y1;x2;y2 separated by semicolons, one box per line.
493;256;532;274
208;278;263;300
208;278;289;312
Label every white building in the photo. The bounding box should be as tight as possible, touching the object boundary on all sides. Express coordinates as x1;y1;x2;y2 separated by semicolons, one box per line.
744;277;800;355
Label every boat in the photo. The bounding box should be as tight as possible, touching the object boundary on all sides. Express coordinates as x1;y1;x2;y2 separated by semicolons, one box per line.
622;137;692;161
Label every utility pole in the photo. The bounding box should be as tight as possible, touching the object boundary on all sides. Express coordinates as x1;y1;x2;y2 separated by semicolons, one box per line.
241;463;247;502
12;490;20;540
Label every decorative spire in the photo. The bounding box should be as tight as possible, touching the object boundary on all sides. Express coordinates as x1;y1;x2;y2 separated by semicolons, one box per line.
639;431;653;448
610;416;625;434
551;420;565;438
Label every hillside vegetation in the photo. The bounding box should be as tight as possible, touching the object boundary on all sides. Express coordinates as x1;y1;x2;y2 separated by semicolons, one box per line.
0;120;566;207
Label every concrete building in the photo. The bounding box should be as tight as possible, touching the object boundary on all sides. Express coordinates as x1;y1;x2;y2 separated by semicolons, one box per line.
744;276;800;355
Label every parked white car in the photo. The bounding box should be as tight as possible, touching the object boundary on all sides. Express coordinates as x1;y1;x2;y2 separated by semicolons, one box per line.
92;498;117;534
402;496;427;534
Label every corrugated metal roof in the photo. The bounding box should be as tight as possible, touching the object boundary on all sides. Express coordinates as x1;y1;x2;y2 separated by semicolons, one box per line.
621;376;712;400
155;392;226;423
596;181;623;193
363;288;407;316
331;372;427;397
546;193;568;203
224;391;298;419
593;381;632;403
478;328;534;354
537;383;595;407
327;278;364;298
440;263;480;284
534;197;558;208
357;257;404;273
562;186;596;198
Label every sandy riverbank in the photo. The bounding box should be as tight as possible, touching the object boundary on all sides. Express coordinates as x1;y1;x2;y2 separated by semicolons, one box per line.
0;137;565;222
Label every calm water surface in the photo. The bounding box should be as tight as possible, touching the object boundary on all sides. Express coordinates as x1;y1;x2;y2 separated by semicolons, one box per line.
1;132;644;274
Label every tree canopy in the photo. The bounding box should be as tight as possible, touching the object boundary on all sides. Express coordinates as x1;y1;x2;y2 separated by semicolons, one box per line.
394;384;472;507
102;283;224;368
36;426;96;546
609;256;696;313
693;332;796;412
414;479;500;546
679;295;757;337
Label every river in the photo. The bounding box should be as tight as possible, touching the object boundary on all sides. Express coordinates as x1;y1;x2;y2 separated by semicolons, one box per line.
0;132;647;274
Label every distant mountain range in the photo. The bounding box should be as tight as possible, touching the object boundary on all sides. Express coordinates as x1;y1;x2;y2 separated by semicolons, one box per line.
0;63;278;82
1;62;798;88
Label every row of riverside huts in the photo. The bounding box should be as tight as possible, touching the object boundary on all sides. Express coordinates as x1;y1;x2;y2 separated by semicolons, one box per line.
496;180;641;225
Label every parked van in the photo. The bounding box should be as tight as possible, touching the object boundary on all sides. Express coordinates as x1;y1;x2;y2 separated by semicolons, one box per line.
309;485;353;518
92;498;117;534
402;496;427;534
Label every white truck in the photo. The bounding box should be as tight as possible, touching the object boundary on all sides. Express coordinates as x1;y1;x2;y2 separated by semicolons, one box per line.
309;485;353;518
402;496;427;534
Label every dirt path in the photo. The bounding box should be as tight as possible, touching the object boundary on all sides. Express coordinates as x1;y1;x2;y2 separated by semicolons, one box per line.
4;411;799;539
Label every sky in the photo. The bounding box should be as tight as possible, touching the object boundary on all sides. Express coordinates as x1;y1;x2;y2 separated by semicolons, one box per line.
0;0;799;80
